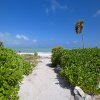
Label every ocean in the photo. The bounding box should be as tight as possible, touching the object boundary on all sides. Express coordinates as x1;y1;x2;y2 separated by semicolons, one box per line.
13;48;52;53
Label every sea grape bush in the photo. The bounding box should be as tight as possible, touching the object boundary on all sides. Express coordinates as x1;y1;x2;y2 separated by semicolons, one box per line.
51;47;100;94
0;48;35;99
51;46;64;67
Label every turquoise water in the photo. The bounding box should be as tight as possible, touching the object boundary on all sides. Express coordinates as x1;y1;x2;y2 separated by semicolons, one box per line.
13;48;52;53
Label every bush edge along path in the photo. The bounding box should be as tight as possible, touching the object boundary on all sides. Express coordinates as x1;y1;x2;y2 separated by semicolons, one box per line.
0;47;37;100
51;46;100;95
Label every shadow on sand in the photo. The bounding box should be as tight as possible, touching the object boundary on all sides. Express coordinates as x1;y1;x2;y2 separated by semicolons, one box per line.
46;63;53;67
46;63;75;97
55;74;74;96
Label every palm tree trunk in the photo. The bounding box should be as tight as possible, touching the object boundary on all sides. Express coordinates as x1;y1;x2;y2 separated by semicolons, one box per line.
82;32;84;49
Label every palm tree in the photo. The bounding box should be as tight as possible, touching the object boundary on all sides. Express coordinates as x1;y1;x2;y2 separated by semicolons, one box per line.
75;20;84;48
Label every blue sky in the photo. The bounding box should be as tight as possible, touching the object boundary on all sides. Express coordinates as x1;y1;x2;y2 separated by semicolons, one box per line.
0;0;100;49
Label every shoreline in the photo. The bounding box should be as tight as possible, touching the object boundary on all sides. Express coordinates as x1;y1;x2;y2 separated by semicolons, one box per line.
18;52;52;57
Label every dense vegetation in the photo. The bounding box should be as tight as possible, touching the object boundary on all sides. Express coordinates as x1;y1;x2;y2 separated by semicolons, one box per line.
0;48;36;99
51;46;100;94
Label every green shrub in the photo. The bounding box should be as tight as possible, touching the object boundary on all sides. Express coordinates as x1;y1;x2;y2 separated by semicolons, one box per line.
34;52;38;56
0;48;34;99
51;46;64;67
52;47;100;94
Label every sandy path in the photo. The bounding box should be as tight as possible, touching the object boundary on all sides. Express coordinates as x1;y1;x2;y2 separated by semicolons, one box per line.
18;56;74;100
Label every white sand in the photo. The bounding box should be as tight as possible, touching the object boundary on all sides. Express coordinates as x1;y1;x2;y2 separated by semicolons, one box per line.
18;53;74;100
18;52;51;57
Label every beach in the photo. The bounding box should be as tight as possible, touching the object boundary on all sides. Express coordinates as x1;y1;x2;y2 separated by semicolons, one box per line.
18;52;74;100
18;52;52;57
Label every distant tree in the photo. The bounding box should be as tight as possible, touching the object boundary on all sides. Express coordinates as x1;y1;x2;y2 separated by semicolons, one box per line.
34;52;38;56
75;20;84;48
0;41;4;47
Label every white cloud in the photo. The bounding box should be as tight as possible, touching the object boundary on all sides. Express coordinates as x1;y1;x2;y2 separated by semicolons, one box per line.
0;32;36;47
16;34;29;41
32;39;37;43
51;0;67;12
0;32;10;37
16;34;21;39
45;0;67;13
93;9;100;17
